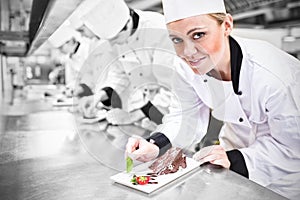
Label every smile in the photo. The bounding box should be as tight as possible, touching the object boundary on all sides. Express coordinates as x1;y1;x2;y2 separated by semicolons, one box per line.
188;57;206;67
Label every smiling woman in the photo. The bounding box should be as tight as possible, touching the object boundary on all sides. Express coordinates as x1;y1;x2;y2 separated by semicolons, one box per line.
125;0;300;199
164;1;300;198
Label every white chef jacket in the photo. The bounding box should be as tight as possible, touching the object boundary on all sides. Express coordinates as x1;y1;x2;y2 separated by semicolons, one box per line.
155;36;300;199
64;39;90;88
90;10;177;111
79;40;112;90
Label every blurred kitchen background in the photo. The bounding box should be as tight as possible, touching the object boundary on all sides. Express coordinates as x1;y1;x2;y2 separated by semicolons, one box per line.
0;0;300;103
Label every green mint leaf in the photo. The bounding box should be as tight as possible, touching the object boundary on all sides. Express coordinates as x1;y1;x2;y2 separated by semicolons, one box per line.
126;156;133;173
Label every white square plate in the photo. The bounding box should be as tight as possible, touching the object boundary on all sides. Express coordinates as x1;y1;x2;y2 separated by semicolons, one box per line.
52;98;76;107
110;157;200;194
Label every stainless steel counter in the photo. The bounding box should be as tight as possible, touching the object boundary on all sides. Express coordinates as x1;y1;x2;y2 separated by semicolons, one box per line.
0;86;287;200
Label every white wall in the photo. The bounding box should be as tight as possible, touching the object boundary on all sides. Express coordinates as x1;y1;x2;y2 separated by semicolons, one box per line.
232;27;285;48
232;27;300;51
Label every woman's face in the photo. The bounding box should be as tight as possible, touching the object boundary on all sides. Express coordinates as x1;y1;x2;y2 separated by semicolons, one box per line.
167;14;233;75
109;18;132;45
60;39;76;54
77;25;96;39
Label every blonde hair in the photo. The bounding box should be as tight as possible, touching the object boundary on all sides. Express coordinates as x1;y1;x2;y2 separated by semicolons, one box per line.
208;13;227;25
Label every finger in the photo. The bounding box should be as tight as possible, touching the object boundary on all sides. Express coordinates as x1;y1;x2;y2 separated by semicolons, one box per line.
209;145;224;152
106;111;119;124
95;101;104;109
200;154;220;163
105;113;113;123
86;105;97;118
79;98;90;113
136;155;152;162
127;144;148;160
200;154;229;168
206;146;228;161
126;137;140;153
206;148;226;157
83;106;91;117
135;149;159;162
84;99;92;109
210;159;230;168
193;152;202;161
129;149;146;160
108;119;118;125
77;100;84;113
193;145;214;160
127;151;139;160
131;148;154;162
126;136;145;156
106;116;112;124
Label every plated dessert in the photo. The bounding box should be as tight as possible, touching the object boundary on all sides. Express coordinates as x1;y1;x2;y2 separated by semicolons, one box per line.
129;147;187;185
111;147;200;194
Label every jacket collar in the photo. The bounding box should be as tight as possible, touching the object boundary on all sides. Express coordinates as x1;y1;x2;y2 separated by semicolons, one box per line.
229;36;243;95
129;8;139;36
184;36;244;92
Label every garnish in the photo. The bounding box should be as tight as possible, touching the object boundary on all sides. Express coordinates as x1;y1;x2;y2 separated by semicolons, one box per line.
126;156;133;173
130;174;158;185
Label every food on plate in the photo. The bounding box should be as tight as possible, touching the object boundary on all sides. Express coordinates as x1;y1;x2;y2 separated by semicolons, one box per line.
149;147;187;175
130;174;158;185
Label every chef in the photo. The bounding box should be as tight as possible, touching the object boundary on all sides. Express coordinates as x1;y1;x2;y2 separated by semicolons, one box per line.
77;0;177;125
48;25;89;89
125;0;300;199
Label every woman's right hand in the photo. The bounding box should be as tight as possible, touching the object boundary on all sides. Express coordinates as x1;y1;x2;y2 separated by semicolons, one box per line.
125;136;159;162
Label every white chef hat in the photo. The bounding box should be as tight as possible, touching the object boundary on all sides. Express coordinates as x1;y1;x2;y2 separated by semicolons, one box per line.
69;15;84;30
48;25;80;48
81;0;130;39
68;0;101;30
162;0;226;24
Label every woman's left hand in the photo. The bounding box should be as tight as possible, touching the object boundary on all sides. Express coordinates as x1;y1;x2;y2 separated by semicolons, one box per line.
193;145;230;169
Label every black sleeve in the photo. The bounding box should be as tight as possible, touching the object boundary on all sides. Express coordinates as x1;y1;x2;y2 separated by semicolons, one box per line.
140;101;164;125
101;87;122;108
146;132;172;156
226;149;249;178
78;83;93;97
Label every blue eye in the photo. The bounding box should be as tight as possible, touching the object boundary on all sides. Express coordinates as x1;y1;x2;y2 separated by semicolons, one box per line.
171;37;183;44
193;32;205;40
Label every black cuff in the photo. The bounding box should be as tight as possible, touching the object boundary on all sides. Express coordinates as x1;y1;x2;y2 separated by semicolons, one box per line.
140;101;163;125
146;132;172;156
78;83;93;97
226;149;249;178
101;87;122;108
